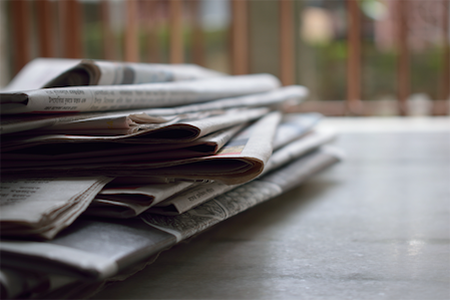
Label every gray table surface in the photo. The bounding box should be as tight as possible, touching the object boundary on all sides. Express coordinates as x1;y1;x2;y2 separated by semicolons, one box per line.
91;117;450;300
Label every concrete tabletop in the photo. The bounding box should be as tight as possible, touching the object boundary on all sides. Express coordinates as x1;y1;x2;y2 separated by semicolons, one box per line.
91;117;450;300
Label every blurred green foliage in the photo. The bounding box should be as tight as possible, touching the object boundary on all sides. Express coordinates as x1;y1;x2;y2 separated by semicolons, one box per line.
305;40;444;101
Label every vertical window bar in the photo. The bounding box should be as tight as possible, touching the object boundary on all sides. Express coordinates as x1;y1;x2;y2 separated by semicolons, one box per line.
60;0;82;58
231;0;249;75
125;0;139;62
190;0;205;66
169;0;184;64
144;0;161;63
11;0;30;74
397;0;409;116
441;0;449;105
346;0;362;115
100;0;115;61
36;0;55;58
279;0;295;86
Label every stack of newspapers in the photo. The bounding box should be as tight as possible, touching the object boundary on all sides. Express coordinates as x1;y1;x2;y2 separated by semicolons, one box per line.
0;58;343;299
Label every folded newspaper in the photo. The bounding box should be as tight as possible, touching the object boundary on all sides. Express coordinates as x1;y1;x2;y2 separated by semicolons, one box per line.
148;130;336;216
0;146;343;285
4;110;319;168
0;85;307;135
84;113;327;218
1;74;279;114
1;107;266;162
0;267;58;299
2;112;281;185
2;58;224;92
0;176;112;239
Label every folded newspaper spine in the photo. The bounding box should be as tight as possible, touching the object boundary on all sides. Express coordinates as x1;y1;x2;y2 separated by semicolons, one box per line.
85;114;326;218
0;176;113;240
2;58;225;92
0;74;279;114
45;59;225;87
1;112;282;185
147;130;336;216
0;147;342;284
142;147;344;242
0;85;307;136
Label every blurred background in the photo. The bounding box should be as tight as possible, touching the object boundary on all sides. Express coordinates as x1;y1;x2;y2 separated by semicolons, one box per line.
0;0;449;116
